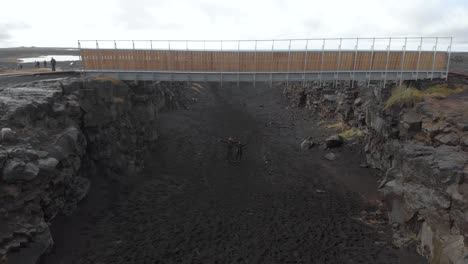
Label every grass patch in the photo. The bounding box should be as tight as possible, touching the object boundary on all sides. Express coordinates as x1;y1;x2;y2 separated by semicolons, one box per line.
325;121;348;131
92;77;123;85
423;84;465;98
0;68;50;74
384;85;466;109
384;87;424;109
339;128;363;139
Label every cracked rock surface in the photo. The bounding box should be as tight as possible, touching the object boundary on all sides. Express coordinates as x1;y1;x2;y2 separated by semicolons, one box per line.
285;78;468;263
0;78;183;263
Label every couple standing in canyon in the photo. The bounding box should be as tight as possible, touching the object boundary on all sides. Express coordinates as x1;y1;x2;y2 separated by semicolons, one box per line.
220;137;248;162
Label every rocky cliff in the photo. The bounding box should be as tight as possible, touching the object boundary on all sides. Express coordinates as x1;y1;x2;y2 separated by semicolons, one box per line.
285;79;468;264
0;78;186;263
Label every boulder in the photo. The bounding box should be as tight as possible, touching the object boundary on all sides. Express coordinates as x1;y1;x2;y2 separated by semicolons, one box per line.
3;227;54;264
3;159;39;182
435;133;459;146
0;128;15;142
324;152;336;161
52;103;66;113
370;117;387;135
422;121;448;138
325;135;343;148
49;127;86;160
38;157;59;171
300;138;315;150
323;94;337;102
400;110;422;137
9;148;45;161
418;222;468;264
353;97;362;106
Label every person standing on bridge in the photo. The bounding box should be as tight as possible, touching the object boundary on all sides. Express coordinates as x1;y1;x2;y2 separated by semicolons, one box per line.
51;57;56;72
43;60;47;68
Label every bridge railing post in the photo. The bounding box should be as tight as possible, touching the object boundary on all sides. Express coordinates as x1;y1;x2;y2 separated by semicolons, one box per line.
302;39;309;88
204;40;207;84
149;40;153;74
416;37;422;81
220;40;223;88
270;40;275;88
168;40;173;86
237;40;240;87
286;39;292;90
78;40;84;75
352;38;359;88
399;37;407;87
431;37;439;80
186;40;191;86
368;37;375;88
319;38;325;87
134;40;140;81
96;40;101;71
114;41;120;78
383;37;392;88
445;37;453;80
254;40;257;88
335;38;342;88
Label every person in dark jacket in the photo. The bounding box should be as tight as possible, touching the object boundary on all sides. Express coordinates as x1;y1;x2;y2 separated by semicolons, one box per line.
43;60;47;68
50;57;56;71
235;141;248;161
220;137;236;162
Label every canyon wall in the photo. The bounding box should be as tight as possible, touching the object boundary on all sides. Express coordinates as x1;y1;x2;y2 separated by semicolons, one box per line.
0;78;186;263
285;79;468;264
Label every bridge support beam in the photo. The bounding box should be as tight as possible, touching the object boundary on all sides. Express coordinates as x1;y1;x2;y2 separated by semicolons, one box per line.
83;71;448;83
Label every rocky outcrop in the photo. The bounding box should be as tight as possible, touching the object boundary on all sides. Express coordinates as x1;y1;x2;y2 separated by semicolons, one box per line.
0;78;186;263
285;80;468;263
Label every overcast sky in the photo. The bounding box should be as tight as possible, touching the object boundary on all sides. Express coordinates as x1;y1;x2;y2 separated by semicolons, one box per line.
1;0;468;50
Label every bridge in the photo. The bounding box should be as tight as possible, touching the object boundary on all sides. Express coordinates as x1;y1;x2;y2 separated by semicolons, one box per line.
79;37;452;86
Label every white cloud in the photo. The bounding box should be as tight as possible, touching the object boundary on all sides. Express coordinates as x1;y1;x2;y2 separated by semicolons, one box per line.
0;0;467;50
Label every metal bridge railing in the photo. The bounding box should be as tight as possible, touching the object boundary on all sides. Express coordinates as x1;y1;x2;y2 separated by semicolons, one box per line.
78;37;453;84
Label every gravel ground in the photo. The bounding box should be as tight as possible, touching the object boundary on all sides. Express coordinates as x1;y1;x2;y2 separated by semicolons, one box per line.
42;82;425;264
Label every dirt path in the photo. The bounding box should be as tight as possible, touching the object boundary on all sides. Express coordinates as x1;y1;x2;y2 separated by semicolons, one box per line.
44;82;425;264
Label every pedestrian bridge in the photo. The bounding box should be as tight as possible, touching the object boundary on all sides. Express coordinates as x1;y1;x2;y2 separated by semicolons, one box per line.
79;37;452;84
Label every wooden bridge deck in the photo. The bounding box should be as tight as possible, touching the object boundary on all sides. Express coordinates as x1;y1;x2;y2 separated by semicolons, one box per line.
81;49;448;73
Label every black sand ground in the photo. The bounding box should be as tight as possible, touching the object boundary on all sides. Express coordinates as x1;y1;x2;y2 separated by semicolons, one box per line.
42;82;425;264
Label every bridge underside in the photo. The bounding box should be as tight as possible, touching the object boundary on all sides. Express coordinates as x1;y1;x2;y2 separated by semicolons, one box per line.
83;70;447;82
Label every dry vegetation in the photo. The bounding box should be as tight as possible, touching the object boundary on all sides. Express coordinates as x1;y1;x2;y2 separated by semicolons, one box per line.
0;68;50;74
339;128;364;139
325;121;348;131
384;84;467;109
91;77;124;85
324;121;364;139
